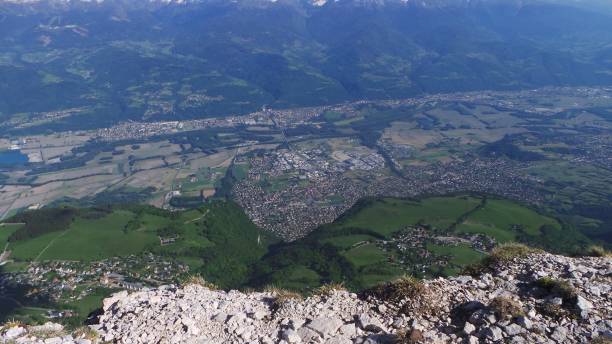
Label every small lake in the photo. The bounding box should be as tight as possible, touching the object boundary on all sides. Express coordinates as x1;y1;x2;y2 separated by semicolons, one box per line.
0;150;28;166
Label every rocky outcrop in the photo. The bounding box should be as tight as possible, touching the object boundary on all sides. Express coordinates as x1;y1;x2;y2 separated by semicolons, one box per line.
0;322;93;344
2;253;611;343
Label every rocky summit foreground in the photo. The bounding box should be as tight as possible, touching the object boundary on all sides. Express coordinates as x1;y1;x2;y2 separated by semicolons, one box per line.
2;253;611;344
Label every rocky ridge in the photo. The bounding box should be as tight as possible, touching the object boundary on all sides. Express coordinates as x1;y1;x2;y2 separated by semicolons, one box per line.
1;252;611;343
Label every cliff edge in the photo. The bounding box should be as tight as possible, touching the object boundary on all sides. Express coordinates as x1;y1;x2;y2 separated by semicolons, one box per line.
2;251;611;343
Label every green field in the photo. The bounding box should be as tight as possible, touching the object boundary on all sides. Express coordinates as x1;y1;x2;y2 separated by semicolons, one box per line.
65;288;117;322
334;196;481;236
2;201;271;285
1;200;273;324
0;224;22;245
456;222;516;242
426;243;485;275
525;161;612;240
254;194;580;290
325;196;487;285
180;167;227;193
457;199;561;242
12;211;159;261
283;266;321;289
321;234;377;249
151;210;215;261
343;243;388;267
334;116;364;126
342;242;404;288
232;163;250;181
352;263;405;289
323;111;343;122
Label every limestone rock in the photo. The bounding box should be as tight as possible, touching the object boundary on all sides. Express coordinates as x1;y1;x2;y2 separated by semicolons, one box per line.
2;252;609;344
355;314;385;333
306;317;344;337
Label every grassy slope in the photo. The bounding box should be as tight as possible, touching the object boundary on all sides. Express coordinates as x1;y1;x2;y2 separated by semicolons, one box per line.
328;196;485;287
1;201;272;325
343;243;387;268
0;224;22;245
2;201;272;287
254;194;582;291
10;210;158;261
457;199;562;242
426;243;485;275
334;196;481;235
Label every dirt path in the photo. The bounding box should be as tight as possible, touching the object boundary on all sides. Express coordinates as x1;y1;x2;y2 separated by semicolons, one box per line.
184;209;209;224
29;228;71;266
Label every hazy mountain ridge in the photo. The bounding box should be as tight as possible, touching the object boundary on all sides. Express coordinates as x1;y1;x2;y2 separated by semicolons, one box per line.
0;0;607;5
1;0;611;13
1;0;612;132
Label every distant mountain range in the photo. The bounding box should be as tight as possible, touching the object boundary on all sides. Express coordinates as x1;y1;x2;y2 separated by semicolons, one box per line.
2;0;612;9
1;0;611;132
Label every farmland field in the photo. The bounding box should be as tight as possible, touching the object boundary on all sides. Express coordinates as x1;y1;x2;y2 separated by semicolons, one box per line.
8;210;158;261
457;199;561;242
334;196;481;235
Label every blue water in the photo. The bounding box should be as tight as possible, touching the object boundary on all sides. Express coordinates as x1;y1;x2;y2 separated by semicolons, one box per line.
0;150;28;166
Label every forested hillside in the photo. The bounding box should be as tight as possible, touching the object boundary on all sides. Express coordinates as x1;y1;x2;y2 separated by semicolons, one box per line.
1;0;612;132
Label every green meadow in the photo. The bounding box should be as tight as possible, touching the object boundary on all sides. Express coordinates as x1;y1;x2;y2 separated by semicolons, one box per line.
333;196;481;235
9;210;158;262
259;194;574;290
2;201;271;285
457;199;562;242
0;224;21;245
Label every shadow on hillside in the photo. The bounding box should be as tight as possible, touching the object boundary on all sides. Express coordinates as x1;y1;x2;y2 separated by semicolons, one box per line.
0;265;19;321
0;265;52;322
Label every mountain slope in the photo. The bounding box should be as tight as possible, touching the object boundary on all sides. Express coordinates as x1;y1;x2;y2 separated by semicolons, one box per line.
1;0;612;132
